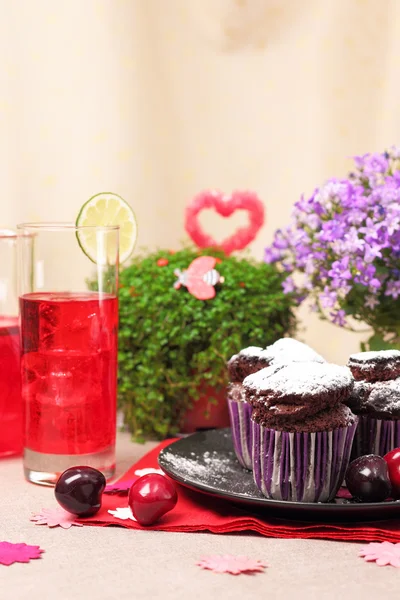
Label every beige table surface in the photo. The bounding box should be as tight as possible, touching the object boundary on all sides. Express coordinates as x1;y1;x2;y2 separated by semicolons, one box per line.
1;432;398;600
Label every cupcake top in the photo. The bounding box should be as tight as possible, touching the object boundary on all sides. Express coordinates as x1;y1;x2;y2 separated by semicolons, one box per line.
248;362;355;432
264;338;326;366
349;350;400;363
243;362;353;400
347;350;400;383
362;379;400;420
239;346;268;358
227;338;325;383
252;402;356;433
242;364;285;407
227;346;272;383
344;380;373;414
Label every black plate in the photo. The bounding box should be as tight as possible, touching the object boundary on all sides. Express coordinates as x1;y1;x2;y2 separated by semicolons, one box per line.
158;428;400;522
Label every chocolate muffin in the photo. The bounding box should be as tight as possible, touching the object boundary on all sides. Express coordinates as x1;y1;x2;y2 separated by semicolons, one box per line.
347;350;400;383
249;362;357;502
350;379;400;458
226;338;326;471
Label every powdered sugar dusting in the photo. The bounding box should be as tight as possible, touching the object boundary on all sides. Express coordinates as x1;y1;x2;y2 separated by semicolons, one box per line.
160;446;259;496
243;364;283;391
349;350;400;363
366;378;400;415
238;346;265;358
230;339;325;370
267;338;326;364
161;450;236;478
244;362;353;395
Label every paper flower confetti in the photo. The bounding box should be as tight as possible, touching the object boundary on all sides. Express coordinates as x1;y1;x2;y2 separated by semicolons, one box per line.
108;507;137;521
31;507;83;529
104;479;136;495
104;471;164;495
196;555;268;575
0;542;44;566
359;542;400;567
134;468;164;477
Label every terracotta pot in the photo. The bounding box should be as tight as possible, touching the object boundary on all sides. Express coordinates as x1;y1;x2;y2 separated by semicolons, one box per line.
180;387;230;434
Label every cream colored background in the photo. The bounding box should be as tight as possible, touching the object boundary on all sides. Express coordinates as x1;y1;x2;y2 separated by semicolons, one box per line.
1;0;399;363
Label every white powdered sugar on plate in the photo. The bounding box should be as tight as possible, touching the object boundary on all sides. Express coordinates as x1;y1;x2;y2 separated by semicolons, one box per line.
349;350;400;363
160;446;258;497
160;449;247;486
243;362;353;395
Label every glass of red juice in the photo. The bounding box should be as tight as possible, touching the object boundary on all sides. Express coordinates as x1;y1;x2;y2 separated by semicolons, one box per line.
17;223;119;485
0;230;23;457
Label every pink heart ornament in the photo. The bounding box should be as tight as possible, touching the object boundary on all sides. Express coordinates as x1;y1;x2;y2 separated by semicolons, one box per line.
185;190;265;255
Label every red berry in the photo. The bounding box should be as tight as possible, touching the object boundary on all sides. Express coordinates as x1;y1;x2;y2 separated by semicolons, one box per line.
128;474;177;526
383;448;400;499
157;258;169;267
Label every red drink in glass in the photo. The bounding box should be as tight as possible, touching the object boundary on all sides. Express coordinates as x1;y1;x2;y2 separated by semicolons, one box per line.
0;316;23;456
20;292;118;459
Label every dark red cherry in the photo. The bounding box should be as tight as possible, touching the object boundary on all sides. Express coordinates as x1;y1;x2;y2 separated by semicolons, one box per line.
384;448;400;499
55;466;106;517
345;455;391;502
128;474;178;526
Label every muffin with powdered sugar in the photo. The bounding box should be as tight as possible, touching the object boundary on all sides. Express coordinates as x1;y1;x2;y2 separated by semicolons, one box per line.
226;338;326;471
346;350;400;459
227;338;325;384
244;362;357;503
349;377;400;458
347;349;400;383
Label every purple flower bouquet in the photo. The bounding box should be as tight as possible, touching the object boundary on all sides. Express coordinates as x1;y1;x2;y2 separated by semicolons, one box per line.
265;147;400;350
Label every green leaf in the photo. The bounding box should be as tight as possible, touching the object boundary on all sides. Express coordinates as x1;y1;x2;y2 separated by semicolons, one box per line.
366;333;395;351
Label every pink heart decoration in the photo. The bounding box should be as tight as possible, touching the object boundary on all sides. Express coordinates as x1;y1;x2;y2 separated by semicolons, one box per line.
185;190;265;255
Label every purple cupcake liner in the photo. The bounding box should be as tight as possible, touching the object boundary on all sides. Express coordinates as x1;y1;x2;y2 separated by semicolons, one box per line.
252;419;358;502
351;415;400;459
227;398;253;470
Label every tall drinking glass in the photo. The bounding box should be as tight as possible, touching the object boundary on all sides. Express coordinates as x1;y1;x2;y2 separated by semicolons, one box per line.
17;224;119;485
0;230;23;457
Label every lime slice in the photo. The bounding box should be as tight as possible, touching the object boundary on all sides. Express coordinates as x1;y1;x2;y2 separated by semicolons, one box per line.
76;192;137;264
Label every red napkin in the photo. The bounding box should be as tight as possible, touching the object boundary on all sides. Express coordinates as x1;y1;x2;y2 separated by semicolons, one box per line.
78;439;400;542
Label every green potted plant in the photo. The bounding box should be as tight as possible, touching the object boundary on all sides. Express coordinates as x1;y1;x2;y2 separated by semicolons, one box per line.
118;247;297;441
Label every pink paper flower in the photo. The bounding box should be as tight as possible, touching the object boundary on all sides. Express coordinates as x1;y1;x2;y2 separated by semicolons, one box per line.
104;471;164;495
104;479;136;495
0;541;44;566
360;542;400;567
196;555;268;575
31;507;83;529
